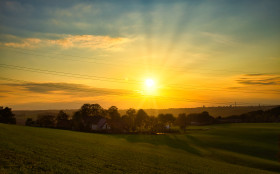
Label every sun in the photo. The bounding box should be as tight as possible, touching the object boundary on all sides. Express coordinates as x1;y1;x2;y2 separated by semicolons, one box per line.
145;79;155;88
142;78;157;96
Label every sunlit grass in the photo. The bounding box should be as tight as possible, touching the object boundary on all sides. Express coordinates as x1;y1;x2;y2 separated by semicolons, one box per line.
0;123;279;173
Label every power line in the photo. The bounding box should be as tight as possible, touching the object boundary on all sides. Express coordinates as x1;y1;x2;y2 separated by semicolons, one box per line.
0;63;279;95
2;45;279;75
0;63;141;85
0;76;274;106
0;76;191;103
0;76;253;105
0;76;136;96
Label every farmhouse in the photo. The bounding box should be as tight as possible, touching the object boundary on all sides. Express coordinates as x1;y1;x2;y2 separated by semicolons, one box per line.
86;116;110;131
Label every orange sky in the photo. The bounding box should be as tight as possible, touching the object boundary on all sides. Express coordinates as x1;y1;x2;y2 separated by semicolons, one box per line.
0;0;279;110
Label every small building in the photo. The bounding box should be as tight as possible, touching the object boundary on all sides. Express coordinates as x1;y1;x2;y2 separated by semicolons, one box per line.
91;117;110;131
85;116;110;131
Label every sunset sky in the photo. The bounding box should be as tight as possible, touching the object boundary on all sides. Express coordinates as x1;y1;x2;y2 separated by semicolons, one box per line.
0;0;279;110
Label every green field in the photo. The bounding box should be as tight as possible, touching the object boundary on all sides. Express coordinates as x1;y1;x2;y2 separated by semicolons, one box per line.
0;123;279;174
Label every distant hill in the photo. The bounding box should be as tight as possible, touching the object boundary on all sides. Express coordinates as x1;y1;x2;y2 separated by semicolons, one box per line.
13;105;278;125
13;109;78;125
134;105;278;118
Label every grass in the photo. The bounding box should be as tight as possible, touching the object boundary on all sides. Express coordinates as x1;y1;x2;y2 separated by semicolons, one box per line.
0;123;279;174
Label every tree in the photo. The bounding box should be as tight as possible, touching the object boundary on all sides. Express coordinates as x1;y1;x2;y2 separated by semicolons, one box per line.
56;110;71;129
75;104;106;131
25;118;35;126
107;106;123;132
150;122;166;133
146;116;157;130
108;106;121;120
72;111;84;131
36;114;56;127
126;108;136;131
146;116;166;133
80;103;105;118
186;111;214;125
135;109;149;131
175;113;187;132
158;113;175;130
121;115;130;132
0;106;16;124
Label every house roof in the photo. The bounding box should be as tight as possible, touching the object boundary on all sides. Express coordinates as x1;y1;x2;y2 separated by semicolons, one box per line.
97;118;107;128
85;116;107;129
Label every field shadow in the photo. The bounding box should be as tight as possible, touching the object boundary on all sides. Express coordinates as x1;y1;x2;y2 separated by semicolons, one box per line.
111;134;202;156
184;134;280;173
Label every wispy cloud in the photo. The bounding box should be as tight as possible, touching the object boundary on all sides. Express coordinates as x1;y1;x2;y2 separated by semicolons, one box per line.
3;38;41;48
0;34;130;50
236;74;280;85
201;32;237;46
49;35;130;50
5;82;133;96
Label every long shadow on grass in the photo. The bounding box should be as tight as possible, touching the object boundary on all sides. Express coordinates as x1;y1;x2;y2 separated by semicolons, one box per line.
186;132;279;162
111;134;201;156
184;134;280;173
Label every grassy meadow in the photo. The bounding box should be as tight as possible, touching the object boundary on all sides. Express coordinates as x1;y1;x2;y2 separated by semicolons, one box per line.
0;123;279;174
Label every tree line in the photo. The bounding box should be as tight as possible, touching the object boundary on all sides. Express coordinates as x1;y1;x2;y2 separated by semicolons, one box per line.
23;104;217;133
217;106;280;123
1;104;279;134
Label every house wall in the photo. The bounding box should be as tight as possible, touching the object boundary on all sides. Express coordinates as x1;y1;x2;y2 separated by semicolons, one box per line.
91;124;98;130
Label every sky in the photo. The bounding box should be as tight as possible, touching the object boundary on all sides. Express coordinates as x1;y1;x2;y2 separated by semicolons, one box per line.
0;0;279;110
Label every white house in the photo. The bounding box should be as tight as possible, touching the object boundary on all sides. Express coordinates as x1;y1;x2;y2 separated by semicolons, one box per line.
90;117;110;131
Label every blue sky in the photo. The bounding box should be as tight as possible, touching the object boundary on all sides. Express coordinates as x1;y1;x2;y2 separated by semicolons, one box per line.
1;0;279;37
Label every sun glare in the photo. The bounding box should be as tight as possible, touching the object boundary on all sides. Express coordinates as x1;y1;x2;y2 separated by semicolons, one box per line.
142;78;157;96
145;79;155;88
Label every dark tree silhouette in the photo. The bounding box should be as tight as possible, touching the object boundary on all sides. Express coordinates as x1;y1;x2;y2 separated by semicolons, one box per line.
72;111;84;131
147;116;166;133
158;113;175;130
221;106;280;123
121;115;130;132
126;108;136;131
56;110;71;129
187;111;214;125
107;106;123;132
135;109;149;131
21;103;280;134
175;113;187;132
25;118;35;126
37;114;56;127
78;103;106;131
0;106;16;124
81;104;105;118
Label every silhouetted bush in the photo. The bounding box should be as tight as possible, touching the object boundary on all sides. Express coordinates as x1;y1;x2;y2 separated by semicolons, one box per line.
56;110;71;129
175;113;188;132
0;106;16;124
186;111;215;125
37;114;56;128
25;118;36;126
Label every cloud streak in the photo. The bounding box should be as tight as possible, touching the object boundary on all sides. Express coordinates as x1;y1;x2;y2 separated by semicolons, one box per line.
236;74;280;86
0;34;130;50
5;82;134;97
